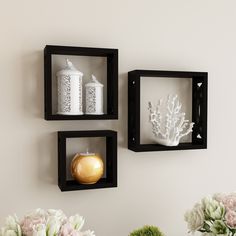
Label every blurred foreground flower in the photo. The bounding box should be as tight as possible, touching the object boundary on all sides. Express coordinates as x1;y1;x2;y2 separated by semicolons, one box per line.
185;192;236;236
0;209;94;236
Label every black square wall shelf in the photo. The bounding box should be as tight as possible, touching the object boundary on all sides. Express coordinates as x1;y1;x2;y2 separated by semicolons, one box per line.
58;130;117;191
128;70;208;152
44;45;118;120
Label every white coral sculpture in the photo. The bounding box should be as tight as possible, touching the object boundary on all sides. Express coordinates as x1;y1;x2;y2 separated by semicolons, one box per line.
148;95;194;146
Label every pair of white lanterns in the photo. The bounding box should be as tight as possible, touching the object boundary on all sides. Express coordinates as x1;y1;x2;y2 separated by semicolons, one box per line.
57;59;104;115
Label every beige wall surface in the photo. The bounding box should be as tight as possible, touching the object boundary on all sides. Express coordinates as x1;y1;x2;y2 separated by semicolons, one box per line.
0;0;235;235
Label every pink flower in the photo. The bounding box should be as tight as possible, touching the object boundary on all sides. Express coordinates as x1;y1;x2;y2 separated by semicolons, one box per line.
21;209;47;236
21;217;46;235
225;210;236;228
225;195;236;211
59;222;80;236
215;193;236;211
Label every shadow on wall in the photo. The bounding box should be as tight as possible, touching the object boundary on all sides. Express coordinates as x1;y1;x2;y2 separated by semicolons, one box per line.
21;50;44;119
20;50;58;185
37;132;57;185
116;72;128;149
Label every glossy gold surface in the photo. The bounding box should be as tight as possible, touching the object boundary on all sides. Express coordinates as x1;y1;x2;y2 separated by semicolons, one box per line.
71;153;104;184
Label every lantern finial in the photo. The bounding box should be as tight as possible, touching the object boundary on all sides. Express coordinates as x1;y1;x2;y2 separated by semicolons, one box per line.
66;58;72;66
91;74;99;83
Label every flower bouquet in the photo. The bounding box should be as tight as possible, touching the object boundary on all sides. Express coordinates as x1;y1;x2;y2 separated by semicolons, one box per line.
185;193;236;236
0;208;95;236
129;225;164;236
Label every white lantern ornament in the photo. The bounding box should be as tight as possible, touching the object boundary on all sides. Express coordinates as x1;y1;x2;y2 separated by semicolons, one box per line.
57;59;83;115
85;75;104;115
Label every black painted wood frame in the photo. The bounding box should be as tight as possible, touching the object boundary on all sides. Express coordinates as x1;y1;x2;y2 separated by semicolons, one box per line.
44;45;118;120
128;70;208;152
58;130;117;191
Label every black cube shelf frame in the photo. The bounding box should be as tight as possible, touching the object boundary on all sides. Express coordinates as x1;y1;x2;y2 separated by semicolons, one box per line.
58;130;117;191
44;45;118;120
128;70;208;152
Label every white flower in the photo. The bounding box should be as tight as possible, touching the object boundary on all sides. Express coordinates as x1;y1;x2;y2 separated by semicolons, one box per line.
26;209;47;220
202;197;225;220
203;233;227;236
47;209;66;223
202;233;216;236
185;203;205;232
46;218;61;236
1;229;18;236
68;215;84;231
210;220;229;236
80;230;95;236
45;209;66;236
32;224;46;236
0;216;21;236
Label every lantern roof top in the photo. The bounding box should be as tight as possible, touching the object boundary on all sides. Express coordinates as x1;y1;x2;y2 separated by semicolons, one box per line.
56;59;83;77
85;75;104;87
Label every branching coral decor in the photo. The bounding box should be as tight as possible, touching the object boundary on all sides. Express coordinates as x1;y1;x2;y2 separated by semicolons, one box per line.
148;95;194;146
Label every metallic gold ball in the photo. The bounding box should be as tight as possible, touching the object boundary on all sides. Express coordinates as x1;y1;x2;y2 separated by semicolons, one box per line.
71;153;104;184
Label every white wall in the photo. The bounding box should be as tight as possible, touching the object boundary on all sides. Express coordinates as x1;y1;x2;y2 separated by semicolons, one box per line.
0;0;235;235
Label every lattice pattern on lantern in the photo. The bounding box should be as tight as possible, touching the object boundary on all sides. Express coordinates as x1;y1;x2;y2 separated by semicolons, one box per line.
58;75;71;113
77;77;83;113
57;59;83;115
86;87;96;114
85;75;104;115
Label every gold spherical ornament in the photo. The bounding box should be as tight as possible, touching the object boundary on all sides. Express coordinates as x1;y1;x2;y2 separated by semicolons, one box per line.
71;152;104;184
